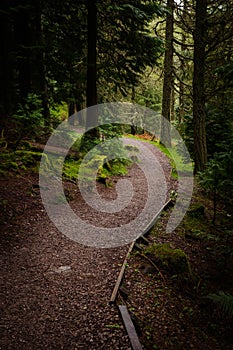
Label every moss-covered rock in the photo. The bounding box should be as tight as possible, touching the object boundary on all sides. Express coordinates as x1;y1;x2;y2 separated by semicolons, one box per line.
145;243;190;276
104;159;130;176
78;155;107;186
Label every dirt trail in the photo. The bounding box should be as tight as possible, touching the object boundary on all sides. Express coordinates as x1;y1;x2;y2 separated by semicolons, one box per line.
0;141;174;350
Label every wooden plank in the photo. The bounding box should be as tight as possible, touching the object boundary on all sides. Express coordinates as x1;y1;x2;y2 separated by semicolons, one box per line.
110;241;135;304
118;305;143;350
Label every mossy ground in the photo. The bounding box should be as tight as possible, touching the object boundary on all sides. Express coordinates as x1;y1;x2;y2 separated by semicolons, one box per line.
0;138;132;184
123;189;233;350
0;149;44;175
145;242;191;276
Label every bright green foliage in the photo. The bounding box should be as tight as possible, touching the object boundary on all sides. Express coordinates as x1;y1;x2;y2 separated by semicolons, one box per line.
78;155;107;185
62;159;81;183
50;102;68;127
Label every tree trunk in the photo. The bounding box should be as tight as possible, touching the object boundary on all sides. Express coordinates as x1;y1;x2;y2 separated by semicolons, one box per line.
193;0;208;173
14;2;31;100
33;0;50;126
171;73;175;121
86;0;98;131
178;0;187;126
0;0;15;124
160;0;174;147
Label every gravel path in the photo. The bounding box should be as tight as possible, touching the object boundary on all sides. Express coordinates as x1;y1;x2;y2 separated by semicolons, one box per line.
0;140;175;349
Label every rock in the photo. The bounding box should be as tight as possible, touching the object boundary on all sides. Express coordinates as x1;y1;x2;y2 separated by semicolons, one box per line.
53;265;71;273
145;243;191;276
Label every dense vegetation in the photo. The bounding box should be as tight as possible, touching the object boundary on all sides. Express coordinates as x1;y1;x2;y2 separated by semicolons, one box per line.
0;0;233;348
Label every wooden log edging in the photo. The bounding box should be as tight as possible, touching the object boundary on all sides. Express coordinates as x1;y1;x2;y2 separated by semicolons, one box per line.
118;305;143;350
110;199;173;349
110;241;135;304
141;198;172;238
110;198;172;304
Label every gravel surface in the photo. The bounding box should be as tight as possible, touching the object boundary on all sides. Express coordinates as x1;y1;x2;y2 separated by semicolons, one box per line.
0;140;175;349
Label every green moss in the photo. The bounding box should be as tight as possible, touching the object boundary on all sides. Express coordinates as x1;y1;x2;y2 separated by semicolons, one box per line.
104;159;131;176
15;150;42;165
182;210;210;241
145;243;190;275
62;159;81;182
0;150;44;175
79;155;106;178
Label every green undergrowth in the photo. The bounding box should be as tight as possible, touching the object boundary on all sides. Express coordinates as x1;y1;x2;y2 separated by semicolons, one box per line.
0;148;44;175
136;189;233;350
63;136;136;184
62;156;132;185
62;158;82;182
177;194;233;295
0;136;134;184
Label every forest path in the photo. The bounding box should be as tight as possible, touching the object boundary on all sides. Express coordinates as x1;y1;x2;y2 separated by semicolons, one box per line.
0;140;174;350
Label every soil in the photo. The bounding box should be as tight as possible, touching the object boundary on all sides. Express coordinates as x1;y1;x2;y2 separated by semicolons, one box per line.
0;140;232;350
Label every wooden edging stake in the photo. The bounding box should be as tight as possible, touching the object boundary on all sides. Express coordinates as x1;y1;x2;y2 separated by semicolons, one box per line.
118;305;143;350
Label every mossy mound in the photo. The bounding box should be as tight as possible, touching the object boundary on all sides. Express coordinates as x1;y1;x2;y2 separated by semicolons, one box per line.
145;243;190;276
78;155;108;186
0;149;44;174
104;158;131;176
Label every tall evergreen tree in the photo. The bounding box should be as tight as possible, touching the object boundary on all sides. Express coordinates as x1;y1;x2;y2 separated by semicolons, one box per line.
193;0;208;172
160;0;174;147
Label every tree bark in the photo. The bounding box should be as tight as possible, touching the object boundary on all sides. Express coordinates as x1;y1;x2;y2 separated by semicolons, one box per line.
160;0;174;147
14;1;31;100
178;0;187;126
86;0;98;131
33;0;50;126
193;0;208;173
0;0;15;123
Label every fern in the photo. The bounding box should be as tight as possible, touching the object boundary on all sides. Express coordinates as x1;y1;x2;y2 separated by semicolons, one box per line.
206;291;233;318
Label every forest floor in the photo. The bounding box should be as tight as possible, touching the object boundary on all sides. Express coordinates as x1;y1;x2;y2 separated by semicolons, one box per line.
0;139;232;350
